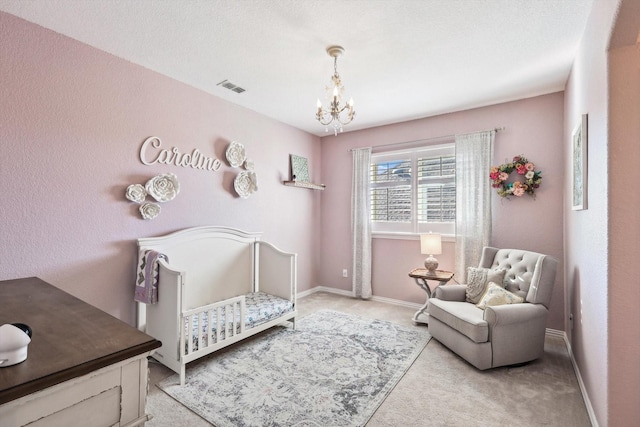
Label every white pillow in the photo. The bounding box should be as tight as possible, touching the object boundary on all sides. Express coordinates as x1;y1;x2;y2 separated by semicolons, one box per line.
465;267;506;304
476;282;524;310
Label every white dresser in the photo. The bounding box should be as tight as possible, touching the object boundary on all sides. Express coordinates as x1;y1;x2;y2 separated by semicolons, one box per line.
0;277;161;427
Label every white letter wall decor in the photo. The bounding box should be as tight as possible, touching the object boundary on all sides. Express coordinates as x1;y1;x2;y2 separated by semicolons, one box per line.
139;136;222;172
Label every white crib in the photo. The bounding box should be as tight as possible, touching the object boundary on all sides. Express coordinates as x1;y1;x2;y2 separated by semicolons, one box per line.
136;226;297;385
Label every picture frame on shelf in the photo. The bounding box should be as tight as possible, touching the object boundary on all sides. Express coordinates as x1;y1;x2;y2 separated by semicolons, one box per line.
290;155;310;182
571;113;588;211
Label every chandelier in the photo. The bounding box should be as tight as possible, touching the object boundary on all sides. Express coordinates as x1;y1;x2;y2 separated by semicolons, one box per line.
316;45;355;135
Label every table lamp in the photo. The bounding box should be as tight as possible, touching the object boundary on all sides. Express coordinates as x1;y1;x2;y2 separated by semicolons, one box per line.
420;233;442;275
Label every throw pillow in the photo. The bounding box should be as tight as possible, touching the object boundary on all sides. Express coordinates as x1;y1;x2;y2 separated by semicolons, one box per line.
465;267;506;304
476;282;525;310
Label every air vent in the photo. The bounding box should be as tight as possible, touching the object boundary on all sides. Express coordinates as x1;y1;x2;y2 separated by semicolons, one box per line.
217;80;246;94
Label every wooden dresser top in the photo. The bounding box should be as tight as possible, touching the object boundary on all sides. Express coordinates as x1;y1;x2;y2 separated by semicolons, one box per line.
0;277;161;405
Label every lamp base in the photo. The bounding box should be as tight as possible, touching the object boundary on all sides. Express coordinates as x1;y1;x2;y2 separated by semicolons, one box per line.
424;255;438;275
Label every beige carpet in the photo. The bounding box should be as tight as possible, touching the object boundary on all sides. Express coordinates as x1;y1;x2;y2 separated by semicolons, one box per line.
146;292;591;427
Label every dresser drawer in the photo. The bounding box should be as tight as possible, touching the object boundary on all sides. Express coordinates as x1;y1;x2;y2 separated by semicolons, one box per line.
0;357;149;427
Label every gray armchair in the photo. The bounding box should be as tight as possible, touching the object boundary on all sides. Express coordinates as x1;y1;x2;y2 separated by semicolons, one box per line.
426;247;558;369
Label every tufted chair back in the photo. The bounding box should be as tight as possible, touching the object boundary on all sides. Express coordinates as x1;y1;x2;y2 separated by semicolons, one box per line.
478;247;558;308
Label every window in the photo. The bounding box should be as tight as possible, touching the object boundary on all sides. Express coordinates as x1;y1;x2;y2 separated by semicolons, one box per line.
370;143;455;236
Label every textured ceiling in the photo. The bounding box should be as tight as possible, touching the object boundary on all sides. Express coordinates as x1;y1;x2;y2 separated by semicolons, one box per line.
0;0;593;136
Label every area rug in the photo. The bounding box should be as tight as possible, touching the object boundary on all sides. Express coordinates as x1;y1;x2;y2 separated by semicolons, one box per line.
158;309;431;427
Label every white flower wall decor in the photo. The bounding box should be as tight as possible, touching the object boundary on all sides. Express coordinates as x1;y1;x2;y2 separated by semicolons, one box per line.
139;202;161;220
125;184;146;203
124;173;180;219
145;173;180;202
226;141;258;198
225;141;246;168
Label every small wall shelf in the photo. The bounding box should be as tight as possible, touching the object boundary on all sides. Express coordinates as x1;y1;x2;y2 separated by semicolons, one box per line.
283;181;325;190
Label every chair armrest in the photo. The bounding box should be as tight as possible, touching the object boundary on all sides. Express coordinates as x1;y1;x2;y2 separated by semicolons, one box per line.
433;284;467;301
483;302;548;326
483;303;549;367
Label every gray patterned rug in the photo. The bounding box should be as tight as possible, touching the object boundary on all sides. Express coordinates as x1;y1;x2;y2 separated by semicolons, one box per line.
158;310;431;427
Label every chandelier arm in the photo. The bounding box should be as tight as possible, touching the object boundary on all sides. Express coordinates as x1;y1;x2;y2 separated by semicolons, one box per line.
316;110;334;126
316;103;355;126
337;104;355;124
335;114;355;126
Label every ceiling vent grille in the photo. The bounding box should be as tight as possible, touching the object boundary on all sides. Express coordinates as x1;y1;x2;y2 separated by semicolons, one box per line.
217;80;246;94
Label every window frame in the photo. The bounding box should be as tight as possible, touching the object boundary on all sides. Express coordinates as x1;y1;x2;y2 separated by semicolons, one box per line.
370;143;456;238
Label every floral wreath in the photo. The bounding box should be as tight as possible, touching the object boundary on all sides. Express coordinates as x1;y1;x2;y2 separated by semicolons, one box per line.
490;155;542;198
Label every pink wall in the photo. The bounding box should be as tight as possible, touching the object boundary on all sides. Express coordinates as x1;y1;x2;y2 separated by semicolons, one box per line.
562;0;637;425
0;12;322;325
605;1;640;425
608;42;640;426
320;92;566;330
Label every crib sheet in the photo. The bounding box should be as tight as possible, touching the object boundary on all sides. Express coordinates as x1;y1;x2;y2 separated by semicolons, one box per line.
185;291;293;352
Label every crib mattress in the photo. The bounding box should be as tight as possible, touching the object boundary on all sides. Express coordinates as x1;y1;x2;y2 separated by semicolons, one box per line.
185;292;293;352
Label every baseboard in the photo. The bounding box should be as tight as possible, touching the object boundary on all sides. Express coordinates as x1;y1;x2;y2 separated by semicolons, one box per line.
547;328;599;427
297;286;352;299
298;286;422;310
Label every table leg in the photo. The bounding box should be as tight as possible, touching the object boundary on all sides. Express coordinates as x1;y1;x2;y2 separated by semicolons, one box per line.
411;277;449;325
412;299;430;324
412;278;431;325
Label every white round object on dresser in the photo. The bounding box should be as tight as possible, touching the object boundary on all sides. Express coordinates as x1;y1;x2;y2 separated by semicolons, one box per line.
0;323;31;367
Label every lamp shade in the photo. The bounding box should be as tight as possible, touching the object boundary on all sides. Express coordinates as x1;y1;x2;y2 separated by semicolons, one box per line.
420;233;442;255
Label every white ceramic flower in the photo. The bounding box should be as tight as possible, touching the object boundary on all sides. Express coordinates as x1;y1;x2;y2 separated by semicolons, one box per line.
125;184;147;204
226;141;246;168
234;171;258;198
145;173;180;202
139;202;161;220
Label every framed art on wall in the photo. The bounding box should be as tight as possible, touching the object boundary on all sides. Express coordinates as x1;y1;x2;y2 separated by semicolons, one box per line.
572;114;588;210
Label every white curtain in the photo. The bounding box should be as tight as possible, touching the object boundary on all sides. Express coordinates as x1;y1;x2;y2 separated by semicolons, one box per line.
351;147;372;299
454;131;495;281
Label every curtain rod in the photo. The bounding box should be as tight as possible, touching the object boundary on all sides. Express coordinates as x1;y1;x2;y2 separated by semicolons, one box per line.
347;126;505;152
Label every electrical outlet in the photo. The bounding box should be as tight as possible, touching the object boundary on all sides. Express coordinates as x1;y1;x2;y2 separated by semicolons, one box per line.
569;313;574;330
342;269;348;278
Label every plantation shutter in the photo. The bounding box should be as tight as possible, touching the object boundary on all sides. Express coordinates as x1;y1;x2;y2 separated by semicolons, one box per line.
369;143;455;235
370;158;412;223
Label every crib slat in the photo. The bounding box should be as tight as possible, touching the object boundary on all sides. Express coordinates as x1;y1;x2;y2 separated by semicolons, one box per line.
232;302;236;337
207;309;213;349
180;317;187;357
187;314;194;355
235;300;240;335
239;299;246;334
225;304;231;338
197;312;203;353
216;308;222;344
